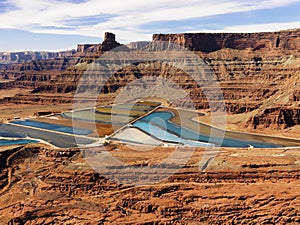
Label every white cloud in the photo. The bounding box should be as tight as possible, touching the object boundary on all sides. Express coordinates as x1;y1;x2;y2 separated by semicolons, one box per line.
0;0;300;43
223;21;300;33
186;21;300;34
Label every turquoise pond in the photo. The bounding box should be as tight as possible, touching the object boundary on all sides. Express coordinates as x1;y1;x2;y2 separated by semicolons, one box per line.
12;120;92;135
0;139;38;146
132;112;281;148
133;121;214;147
0;132;25;138
0;110;284;148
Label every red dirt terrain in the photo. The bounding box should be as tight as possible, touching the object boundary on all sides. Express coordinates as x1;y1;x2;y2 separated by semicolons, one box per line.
0;144;299;224
0;30;300;224
0;30;299;133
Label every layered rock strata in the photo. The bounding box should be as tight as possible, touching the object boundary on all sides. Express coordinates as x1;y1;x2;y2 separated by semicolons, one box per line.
0;50;76;64
153;29;300;52
1;30;300;129
77;32;122;53
0;145;300;224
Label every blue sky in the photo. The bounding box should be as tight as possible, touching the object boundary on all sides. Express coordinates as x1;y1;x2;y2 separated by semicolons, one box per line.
0;0;300;51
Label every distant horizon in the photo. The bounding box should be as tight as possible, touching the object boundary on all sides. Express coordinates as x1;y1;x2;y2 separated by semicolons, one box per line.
1;27;300;53
0;27;300;53
1;0;300;52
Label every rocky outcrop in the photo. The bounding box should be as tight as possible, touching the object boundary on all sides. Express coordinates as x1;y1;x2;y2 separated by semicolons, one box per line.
1;145;300;224
126;41;150;49
247;107;300;129
0;50;76;64
77;32;122;53
151;30;300;129
153;29;300;52
100;32;122;51
76;44;96;53
1;31;300;129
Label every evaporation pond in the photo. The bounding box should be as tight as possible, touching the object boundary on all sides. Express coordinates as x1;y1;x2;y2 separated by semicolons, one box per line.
0;139;38;146
12;120;92;135
137;111;280;148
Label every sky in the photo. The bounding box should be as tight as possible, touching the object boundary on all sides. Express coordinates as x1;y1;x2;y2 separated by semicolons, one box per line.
0;0;300;51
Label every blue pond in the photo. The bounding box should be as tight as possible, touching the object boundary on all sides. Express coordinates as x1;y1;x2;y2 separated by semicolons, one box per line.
12;120;92;135
133;112;280;148
0;139;38;146
0;132;25;138
133;121;214;147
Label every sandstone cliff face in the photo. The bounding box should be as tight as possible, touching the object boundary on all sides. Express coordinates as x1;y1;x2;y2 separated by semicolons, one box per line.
247;107;300;129
126;41;150;49
0;50;76;64
1;145;300;224
152;30;300;129
0;56;81;88
153;29;300;52
77;32;122;53
0;54;84;105
76;44;96;53
1;31;300;129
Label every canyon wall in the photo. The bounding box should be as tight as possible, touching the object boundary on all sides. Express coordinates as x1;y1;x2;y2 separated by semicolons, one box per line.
152;30;300;129
1;145;300;224
126;41;150;49
0;50;76;64
77;32;122;53
153;29;300;52
1;31;300;129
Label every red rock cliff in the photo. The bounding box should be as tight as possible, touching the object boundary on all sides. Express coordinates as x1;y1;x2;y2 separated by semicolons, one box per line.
77;32;121;53
152;29;300;52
